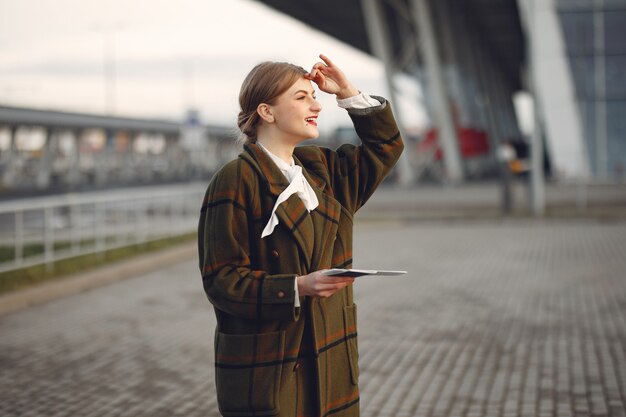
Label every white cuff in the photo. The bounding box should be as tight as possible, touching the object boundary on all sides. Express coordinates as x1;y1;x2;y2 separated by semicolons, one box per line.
337;92;381;109
294;279;300;308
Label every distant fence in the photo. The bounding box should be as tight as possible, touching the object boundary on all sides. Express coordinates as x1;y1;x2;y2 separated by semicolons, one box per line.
0;183;205;274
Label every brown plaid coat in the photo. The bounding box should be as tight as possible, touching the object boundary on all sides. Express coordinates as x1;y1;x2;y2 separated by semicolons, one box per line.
198;97;403;417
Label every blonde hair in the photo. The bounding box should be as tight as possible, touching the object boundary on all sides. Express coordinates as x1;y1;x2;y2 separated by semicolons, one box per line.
237;61;307;145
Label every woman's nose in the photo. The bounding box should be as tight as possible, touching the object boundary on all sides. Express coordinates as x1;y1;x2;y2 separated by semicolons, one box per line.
311;99;322;112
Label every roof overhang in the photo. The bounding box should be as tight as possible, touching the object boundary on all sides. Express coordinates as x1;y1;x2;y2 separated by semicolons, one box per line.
255;0;525;90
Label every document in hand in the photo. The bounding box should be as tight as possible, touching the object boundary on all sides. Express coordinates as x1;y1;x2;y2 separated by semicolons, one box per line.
322;269;408;278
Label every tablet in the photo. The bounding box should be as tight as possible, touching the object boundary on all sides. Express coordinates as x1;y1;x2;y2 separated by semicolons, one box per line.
322;269;408;278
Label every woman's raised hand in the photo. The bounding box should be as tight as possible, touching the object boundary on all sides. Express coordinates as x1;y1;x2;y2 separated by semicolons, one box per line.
305;54;360;100
297;270;355;298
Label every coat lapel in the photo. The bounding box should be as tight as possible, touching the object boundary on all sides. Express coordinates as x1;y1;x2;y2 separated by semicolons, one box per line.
295;155;341;272
240;144;315;270
274;194;314;271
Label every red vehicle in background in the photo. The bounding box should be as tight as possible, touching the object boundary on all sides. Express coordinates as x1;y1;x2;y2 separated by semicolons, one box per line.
416;127;492;180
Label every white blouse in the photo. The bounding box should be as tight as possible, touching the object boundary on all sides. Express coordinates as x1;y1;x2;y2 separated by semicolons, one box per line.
258;142;319;239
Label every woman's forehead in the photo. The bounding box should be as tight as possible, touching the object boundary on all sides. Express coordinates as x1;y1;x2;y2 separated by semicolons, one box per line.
287;77;315;94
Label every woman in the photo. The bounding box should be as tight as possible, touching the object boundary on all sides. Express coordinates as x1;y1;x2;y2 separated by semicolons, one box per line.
198;54;403;417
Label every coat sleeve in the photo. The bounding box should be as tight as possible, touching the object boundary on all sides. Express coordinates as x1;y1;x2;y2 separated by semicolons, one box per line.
322;96;404;214
198;162;299;322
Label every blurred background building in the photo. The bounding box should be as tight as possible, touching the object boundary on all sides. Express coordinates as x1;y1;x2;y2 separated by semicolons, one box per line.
557;0;626;180
257;0;626;186
1;0;624;198
0;0;625;316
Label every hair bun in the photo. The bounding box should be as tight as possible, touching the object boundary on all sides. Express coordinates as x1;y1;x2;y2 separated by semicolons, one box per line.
236;110;257;144
237;110;246;130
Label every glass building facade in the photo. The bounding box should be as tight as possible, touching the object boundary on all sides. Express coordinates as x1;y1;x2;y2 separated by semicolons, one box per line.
557;0;626;179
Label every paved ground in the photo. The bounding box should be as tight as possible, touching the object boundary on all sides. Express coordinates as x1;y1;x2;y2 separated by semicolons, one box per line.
1;220;625;417
360;182;626;220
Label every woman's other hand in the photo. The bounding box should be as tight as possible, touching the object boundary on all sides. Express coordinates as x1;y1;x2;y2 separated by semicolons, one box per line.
305;54;360;100
297;270;355;298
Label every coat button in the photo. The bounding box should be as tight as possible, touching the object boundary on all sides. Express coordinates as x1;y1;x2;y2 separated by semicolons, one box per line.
271;250;280;259
277;290;285;299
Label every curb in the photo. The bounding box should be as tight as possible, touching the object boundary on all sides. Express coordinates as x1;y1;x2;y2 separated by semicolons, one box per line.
0;241;197;317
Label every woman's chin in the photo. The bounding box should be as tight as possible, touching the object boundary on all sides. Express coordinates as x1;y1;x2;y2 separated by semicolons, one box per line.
306;129;320;140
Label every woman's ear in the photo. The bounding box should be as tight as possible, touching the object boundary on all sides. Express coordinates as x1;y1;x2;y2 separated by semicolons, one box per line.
257;103;275;123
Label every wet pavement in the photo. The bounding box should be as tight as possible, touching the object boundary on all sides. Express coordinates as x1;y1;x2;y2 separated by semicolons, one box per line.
1;219;625;417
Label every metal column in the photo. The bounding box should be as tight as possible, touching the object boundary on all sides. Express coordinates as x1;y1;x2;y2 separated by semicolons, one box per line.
518;0;546;216
1;126;18;187
67;130;82;189
360;0;415;186
36;128;54;190
594;0;608;179
435;0;469;128
411;0;464;183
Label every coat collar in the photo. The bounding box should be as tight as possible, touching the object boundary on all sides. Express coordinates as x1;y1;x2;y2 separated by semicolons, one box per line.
240;143;326;196
240;143;339;272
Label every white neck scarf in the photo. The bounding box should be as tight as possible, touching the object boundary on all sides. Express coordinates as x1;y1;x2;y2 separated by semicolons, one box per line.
257;142;319;238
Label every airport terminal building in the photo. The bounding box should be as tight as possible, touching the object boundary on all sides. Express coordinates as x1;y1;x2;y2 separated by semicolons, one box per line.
258;0;626;182
558;0;626;179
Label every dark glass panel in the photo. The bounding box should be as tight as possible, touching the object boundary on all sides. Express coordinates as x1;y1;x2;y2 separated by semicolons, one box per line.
569;56;596;99
559;11;594;56
578;100;597;175
605;55;626;99
604;10;626;54
606;101;626;177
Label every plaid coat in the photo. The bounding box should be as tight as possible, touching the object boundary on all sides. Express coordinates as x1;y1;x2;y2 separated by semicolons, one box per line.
198;97;403;417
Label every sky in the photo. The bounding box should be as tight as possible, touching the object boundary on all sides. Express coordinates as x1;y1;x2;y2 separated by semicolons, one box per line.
0;0;427;134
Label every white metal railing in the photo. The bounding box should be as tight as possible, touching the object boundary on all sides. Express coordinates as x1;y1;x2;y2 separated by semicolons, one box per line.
0;183;206;274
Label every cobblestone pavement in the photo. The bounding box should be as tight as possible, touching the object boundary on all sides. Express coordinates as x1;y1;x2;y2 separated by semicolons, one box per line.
1;220;625;417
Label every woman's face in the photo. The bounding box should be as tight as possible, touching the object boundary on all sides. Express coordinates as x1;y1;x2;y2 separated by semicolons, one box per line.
269;77;323;142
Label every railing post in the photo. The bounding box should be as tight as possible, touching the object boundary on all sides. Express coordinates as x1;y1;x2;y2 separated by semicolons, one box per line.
15;210;24;267
71;203;80;255
95;202;105;259
178;195;185;235
170;196;176;236
44;206;54;272
122;200;130;245
135;199;143;245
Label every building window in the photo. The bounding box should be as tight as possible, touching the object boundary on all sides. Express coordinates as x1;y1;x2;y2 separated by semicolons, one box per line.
604;10;626;55
559;11;594;56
